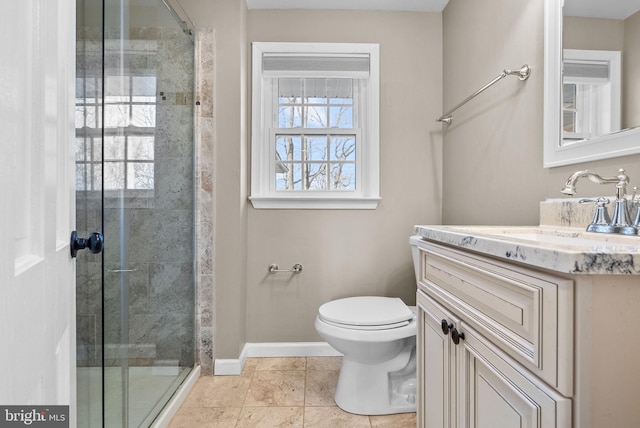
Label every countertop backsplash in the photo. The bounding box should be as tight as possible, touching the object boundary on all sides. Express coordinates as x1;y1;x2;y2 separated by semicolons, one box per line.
539;197;613;229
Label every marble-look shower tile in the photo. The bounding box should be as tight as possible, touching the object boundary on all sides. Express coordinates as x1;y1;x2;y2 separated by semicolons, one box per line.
197;171;214;218
196;118;214;167
196;29;214;73
149;263;194;313
127;312;194;365
199;327;213;375
169;407;240;428
255;357;306;371
369;412;417;428
74;205;100;233
304;370;338;407
197;222;214;275
194;27;215;374
155;105;194;158
245;371;305;407
104;262;150;314
182;375;251;408
76;315;99;366
153;157;194;210
129;27;161;40
127;209;194;264
199;78;214;118
197;274;213;326
75;260;102;315
303;407;371;428
157;42;194;93
236;407;303;428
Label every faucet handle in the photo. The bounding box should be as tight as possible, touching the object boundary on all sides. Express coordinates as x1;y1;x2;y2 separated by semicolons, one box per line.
579;198;614;233
579;197;609;208
615;168;630;198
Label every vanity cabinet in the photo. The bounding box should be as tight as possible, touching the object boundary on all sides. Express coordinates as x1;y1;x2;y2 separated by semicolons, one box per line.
416;240;572;428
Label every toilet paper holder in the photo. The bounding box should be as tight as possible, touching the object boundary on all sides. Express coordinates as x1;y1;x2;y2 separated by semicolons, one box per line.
268;263;303;274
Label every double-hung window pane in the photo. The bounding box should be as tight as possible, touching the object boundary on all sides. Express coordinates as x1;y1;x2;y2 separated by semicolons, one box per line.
274;78;357;191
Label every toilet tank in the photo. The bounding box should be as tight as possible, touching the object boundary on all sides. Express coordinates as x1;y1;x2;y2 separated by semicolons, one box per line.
409;235;422;283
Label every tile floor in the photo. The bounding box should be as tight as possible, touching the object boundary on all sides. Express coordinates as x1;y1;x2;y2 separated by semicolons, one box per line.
168;357;416;428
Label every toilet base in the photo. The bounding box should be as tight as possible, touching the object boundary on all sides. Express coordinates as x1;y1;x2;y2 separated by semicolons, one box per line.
334;338;417;415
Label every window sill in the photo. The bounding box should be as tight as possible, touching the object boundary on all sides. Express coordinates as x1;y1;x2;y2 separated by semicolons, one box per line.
248;195;381;210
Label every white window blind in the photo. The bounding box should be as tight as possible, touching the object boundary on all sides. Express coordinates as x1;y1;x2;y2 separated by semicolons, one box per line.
262;53;370;78
277;78;353;99
564;61;609;80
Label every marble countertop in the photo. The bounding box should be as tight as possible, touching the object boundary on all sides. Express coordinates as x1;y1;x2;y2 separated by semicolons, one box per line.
414;224;640;275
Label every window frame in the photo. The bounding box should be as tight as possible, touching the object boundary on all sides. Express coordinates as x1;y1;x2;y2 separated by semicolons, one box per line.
249;42;380;210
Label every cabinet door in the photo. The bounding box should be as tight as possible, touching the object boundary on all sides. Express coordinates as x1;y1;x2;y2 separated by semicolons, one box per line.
417;290;459;428
415;240;574;396
459;323;571;428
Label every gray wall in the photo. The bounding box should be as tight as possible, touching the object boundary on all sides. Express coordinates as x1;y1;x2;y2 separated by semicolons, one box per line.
177;0;640;362
180;0;443;358
180;0;249;359
442;0;640;226
245;10;442;343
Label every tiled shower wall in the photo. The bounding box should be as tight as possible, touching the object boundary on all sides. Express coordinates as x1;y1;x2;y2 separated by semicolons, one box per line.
75;26;215;373
195;28;215;375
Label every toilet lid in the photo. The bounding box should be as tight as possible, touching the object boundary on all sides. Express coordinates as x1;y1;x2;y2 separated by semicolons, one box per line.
318;296;414;327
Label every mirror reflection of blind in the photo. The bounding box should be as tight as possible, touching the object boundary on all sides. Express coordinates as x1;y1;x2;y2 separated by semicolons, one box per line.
263;53;369;78
564;61;609;79
278;78;353;99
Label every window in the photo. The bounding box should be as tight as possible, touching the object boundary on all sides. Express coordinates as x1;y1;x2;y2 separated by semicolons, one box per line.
250;43;380;209
562;49;621;145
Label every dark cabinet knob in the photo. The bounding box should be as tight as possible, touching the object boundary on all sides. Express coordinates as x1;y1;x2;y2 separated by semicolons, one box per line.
441;319;453;335
451;327;465;345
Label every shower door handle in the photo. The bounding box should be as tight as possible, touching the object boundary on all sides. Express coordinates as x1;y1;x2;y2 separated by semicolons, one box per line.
70;231;104;258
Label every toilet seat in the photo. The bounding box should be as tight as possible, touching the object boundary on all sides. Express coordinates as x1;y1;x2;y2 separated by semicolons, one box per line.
318;296;414;331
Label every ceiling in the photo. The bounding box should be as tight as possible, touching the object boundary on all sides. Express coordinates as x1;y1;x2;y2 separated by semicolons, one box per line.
564;0;640;20
245;0;449;12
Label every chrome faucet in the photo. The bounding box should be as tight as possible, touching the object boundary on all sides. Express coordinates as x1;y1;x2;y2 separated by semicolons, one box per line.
560;169;629;196
561;168;636;235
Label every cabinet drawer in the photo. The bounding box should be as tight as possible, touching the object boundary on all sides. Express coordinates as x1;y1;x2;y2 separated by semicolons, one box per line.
415;240;573;396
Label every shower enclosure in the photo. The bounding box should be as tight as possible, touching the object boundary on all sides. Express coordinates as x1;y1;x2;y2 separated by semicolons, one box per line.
75;0;196;425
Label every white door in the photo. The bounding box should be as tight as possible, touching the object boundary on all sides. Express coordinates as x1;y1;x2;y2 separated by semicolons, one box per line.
0;0;77;425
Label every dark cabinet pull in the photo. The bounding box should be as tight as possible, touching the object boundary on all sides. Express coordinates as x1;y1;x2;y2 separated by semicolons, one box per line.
441;319;453;335
451;327;465;345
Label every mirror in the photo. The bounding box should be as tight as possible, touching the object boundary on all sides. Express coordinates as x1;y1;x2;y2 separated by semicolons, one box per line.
544;0;640;167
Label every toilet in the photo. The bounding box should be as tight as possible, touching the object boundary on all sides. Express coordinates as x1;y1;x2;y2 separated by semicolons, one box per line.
315;296;417;415
314;237;422;415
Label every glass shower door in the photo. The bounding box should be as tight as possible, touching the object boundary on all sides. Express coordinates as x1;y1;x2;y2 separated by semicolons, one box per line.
76;0;105;425
76;0;195;426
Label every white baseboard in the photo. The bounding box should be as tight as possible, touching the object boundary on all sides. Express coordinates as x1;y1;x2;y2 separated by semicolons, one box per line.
213;342;341;375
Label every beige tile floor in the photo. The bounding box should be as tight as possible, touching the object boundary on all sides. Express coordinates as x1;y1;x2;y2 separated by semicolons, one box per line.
168;357;416;428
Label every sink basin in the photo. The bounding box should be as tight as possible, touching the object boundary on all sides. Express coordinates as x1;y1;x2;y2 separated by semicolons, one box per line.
413;224;640;274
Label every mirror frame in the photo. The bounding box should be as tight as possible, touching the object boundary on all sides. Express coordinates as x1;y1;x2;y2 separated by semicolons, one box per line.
543;0;640;168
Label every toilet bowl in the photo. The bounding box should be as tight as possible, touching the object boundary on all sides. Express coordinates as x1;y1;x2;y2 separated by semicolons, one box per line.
314;296;417;415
